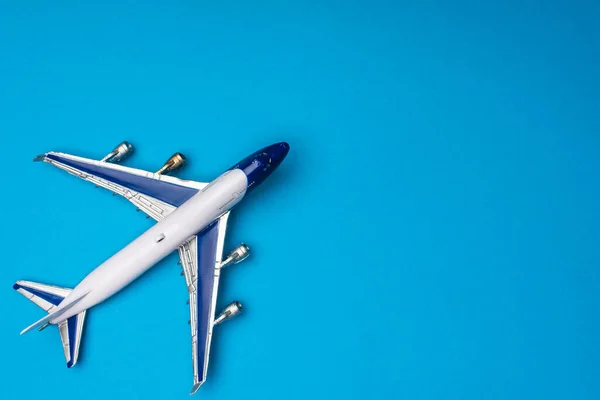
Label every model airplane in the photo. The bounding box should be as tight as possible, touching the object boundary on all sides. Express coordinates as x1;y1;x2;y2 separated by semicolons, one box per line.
13;141;290;394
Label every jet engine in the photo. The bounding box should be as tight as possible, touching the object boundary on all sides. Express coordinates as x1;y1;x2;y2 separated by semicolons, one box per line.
214;301;243;325
221;244;250;268
101;141;134;163
156;152;186;175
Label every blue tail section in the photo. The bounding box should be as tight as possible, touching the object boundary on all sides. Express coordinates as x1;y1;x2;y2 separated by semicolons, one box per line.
13;280;88;368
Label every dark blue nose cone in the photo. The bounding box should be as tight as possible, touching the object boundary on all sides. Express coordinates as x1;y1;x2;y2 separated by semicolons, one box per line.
232;142;290;192
266;142;290;169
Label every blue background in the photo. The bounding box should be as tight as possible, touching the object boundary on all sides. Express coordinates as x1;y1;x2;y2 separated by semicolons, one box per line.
0;1;598;399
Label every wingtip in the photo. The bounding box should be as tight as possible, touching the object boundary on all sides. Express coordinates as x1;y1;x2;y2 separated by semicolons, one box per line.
190;382;203;395
33;154;46;162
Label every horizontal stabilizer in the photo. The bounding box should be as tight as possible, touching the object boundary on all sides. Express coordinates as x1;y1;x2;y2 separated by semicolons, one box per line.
14;280;89;367
58;311;87;368
14;280;72;312
20;290;90;335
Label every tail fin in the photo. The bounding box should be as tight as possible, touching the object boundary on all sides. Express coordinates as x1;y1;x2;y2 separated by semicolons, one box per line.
14;280;89;368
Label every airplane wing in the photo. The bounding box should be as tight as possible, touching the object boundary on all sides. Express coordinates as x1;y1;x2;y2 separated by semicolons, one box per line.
179;212;230;394
14;281;87;367
35;151;208;221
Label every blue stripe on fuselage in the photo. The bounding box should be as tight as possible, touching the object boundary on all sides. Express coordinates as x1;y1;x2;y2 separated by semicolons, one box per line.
46;154;198;207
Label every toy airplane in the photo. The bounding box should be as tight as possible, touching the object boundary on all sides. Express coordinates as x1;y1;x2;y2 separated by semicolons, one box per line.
13;141;290;394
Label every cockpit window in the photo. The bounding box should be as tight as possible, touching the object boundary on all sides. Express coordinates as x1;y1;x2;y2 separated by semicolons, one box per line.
260;152;272;171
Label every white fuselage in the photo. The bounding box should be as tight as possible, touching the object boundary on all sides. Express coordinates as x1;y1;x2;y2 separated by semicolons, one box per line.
51;169;248;323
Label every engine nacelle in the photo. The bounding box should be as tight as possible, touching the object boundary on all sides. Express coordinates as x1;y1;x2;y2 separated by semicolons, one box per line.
214;301;243;325
101;141;134;163
156;152;186;175
221;244;250;268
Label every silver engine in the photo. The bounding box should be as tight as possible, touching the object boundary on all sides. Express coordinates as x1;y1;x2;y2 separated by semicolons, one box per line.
101;141;134;163
214;301;243;325
221;244;250;268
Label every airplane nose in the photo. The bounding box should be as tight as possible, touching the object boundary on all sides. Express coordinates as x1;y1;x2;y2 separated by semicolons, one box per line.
268;142;290;167
234;142;290;192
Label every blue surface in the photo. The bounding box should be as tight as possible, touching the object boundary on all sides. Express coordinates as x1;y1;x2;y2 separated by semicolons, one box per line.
0;1;599;399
